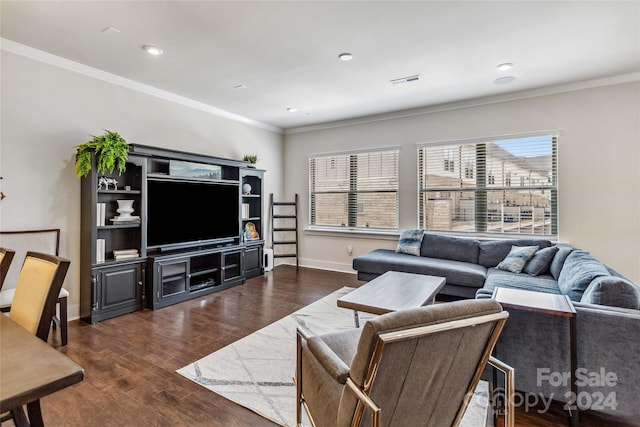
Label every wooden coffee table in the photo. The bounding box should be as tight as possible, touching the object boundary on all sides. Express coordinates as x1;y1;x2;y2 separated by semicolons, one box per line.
337;271;446;327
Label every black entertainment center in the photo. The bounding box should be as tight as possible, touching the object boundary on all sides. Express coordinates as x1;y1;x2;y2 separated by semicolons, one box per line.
80;144;265;323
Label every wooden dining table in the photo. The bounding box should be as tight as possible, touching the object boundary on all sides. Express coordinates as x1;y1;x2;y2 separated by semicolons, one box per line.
0;315;84;426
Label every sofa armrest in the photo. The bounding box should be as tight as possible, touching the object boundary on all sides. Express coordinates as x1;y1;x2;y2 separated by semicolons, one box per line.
573;304;640;422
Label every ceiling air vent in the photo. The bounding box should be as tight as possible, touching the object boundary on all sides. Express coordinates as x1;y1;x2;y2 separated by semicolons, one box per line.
390;74;421;85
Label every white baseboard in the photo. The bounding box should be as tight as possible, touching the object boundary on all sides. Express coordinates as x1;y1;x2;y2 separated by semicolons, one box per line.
275;258;356;274
68;303;80;322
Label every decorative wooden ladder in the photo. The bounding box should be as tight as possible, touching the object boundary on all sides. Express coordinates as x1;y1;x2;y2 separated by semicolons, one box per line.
270;193;299;268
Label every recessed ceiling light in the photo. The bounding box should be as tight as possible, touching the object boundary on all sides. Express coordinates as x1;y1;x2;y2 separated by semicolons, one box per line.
142;45;163;56
496;62;514;71
493;76;517;85
287;107;299;113
338;53;353;62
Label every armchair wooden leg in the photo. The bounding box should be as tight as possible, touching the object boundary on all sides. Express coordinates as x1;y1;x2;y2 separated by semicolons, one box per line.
296;331;302;426
59;296;68;346
296;327;317;427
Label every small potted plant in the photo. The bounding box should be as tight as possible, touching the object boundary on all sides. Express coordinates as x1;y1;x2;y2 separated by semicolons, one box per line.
243;154;258;168
75;130;130;178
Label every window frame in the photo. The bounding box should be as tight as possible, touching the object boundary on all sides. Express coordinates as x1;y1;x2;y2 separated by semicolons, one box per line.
417;132;558;238
308;147;400;232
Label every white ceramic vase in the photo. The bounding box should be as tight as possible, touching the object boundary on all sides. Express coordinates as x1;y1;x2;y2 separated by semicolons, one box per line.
116;200;135;218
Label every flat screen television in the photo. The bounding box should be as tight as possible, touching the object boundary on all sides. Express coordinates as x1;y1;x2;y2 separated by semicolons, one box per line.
147;179;239;250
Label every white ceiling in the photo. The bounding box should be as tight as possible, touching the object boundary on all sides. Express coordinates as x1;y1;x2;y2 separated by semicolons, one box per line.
2;1;639;131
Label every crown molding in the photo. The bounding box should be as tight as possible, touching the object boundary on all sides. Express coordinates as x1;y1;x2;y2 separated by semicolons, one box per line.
1;38;283;135
285;72;640;135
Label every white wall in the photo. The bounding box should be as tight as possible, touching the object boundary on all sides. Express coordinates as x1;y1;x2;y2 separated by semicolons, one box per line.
284;81;640;283
0;50;284;319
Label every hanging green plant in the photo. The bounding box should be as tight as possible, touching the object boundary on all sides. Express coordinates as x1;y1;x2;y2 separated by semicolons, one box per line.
75;130;130;178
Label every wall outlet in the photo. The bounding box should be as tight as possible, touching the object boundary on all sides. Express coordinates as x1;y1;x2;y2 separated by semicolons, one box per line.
347;245;353;256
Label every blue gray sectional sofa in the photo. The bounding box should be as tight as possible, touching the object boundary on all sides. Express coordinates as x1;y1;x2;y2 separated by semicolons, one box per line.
352;231;640;424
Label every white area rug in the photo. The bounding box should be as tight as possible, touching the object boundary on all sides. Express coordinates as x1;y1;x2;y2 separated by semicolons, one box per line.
177;287;488;426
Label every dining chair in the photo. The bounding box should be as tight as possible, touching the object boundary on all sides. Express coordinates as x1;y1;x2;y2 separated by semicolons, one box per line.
9;251;71;342
296;298;515;427
0;229;69;345
0;247;16;289
2;251;71;425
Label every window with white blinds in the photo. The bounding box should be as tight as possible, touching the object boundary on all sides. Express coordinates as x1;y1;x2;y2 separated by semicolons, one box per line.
309;149;399;230
418;135;558;237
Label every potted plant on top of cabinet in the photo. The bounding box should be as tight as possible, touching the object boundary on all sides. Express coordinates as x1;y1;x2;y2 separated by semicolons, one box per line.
242;154;258;168
75;130;130;178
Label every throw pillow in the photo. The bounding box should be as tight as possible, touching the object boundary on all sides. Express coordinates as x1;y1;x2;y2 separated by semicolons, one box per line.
395;229;424;256
550;245;573;280
523;246;559;276
496;245;539;274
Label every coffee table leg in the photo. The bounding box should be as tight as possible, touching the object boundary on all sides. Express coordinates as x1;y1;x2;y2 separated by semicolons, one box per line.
353;310;360;328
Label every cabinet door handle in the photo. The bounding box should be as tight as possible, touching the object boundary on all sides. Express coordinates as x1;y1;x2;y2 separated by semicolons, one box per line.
138;281;143;287
91;276;98;310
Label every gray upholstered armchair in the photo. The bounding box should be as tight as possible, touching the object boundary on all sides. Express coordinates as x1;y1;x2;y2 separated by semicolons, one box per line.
296;299;514;427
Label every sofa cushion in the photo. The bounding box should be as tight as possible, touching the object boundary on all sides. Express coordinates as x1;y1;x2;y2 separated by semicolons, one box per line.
352;249;487;288
396;229;424;256
558;250;610;301
580;276;640;310
478;239;552;267
420;232;480;264
496;245;539;273
524;246;559;276
550;244;574;280
483;268;562;294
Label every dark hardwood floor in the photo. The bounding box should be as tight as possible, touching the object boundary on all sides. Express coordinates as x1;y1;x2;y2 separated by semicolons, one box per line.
14;266;618;426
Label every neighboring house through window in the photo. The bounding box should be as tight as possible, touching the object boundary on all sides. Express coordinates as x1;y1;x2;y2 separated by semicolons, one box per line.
418;134;558;237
